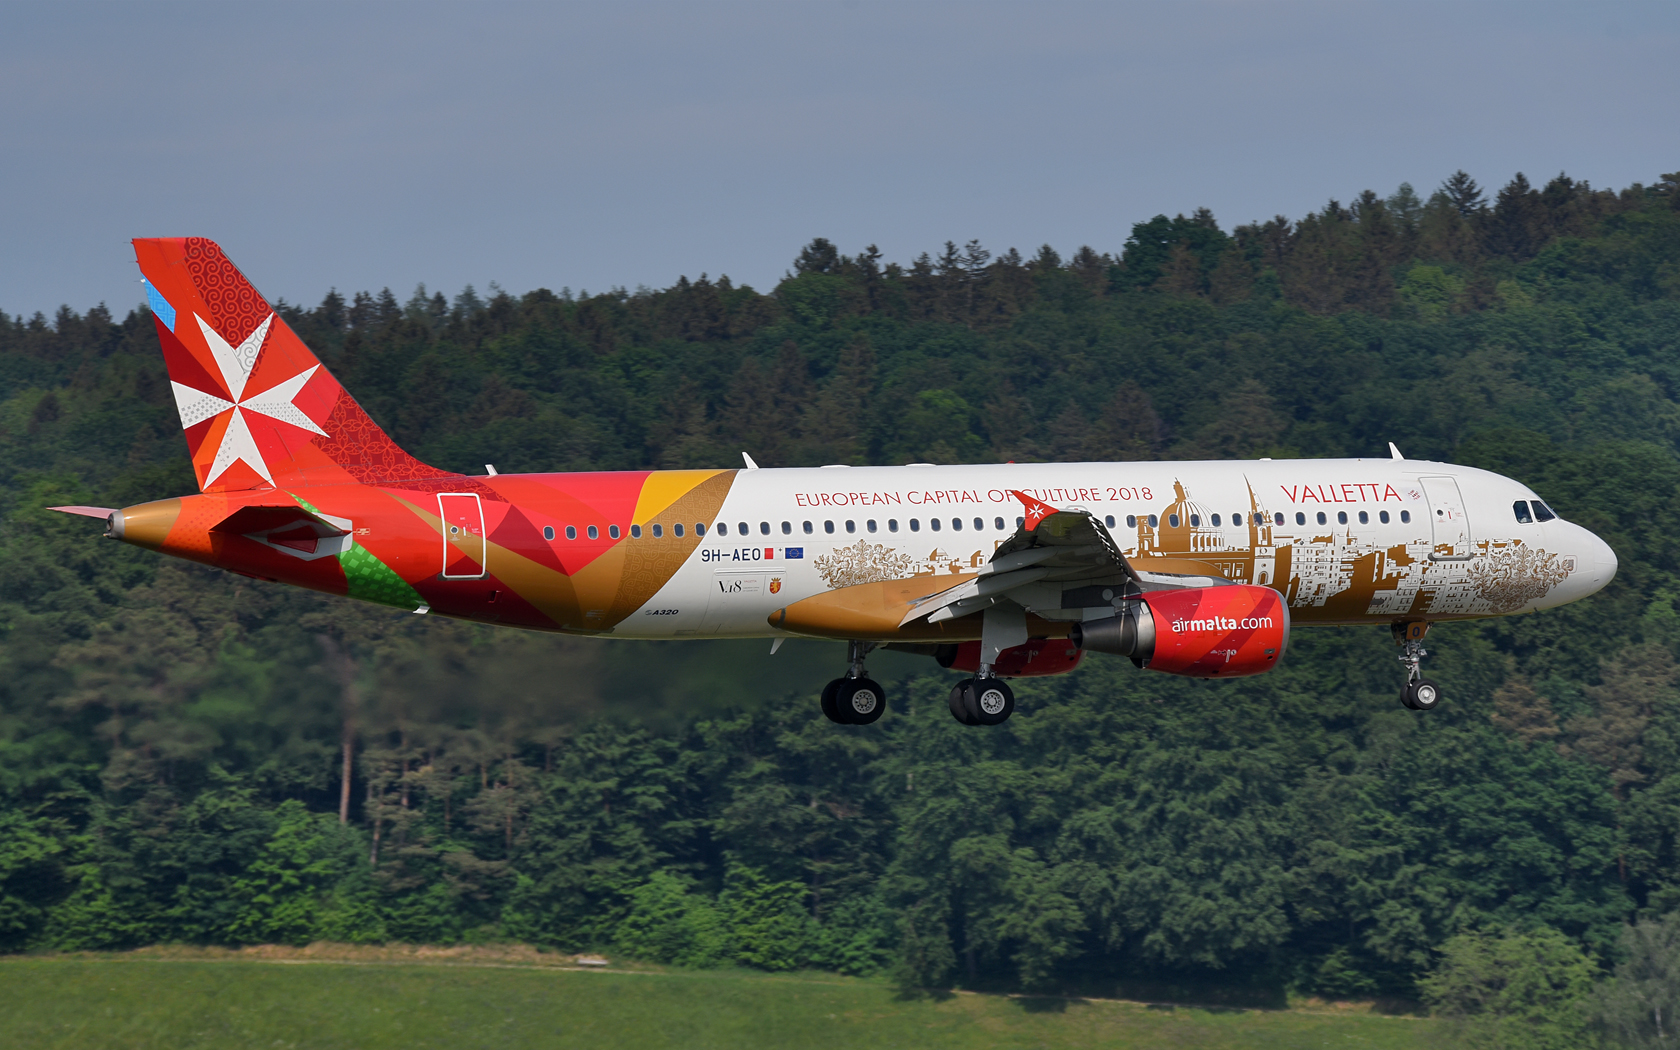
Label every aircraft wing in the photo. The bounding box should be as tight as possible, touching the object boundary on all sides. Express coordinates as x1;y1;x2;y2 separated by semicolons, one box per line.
899;490;1229;627
899;491;1133;626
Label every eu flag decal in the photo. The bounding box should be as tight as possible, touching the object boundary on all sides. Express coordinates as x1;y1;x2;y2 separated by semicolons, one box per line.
785;547;804;559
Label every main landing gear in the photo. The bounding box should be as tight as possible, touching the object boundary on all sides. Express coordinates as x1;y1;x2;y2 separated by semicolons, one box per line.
948;676;1015;726
1394;621;1441;711
822;641;886;725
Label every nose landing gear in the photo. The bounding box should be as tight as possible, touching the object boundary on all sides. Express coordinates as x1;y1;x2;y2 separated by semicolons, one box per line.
1394;621;1441;711
821;640;886;725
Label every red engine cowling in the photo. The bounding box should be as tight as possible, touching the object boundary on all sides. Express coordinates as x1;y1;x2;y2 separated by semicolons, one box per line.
1071;585;1289;679
938;638;1085;678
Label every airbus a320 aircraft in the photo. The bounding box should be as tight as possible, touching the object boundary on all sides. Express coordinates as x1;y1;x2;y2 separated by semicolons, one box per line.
54;239;1619;726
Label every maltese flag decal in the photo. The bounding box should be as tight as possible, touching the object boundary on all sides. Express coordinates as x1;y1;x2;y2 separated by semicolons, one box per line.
1011;490;1057;531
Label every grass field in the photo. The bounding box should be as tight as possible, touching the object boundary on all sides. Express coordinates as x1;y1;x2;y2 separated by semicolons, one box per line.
0;946;1439;1050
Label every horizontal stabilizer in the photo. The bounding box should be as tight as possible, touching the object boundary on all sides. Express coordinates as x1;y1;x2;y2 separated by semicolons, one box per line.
212;504;352;560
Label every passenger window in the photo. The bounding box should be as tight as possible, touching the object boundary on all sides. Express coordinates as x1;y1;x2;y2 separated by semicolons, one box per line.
1147;515;1158;528
1233;513;1243;527
973;518;983;531
846;520;856;534
738;522;748;535
1295;512;1306;526
824;521;835;534
1211;514;1221;526
781;521;792;535
1274;513;1284;525
566;526;577;540
995;517;1005;530
652;524;663;538
867;520;877;533
716;522;728;536
1533;500;1557;522
803;521;813;534
759;522;770;535
1358;511;1368;524
1105;515;1115;527
1337;511;1347;525
1316;512;1327;525
693;523;703;537
931;518;942;532
588;525;599;539
632;524;643;538
1513;500;1533;524
888;519;899;532
610;525;621;539
1379;511;1389;524
1168;514;1180;528
1017;517;1026;527
543;526;555;541
1400;510;1411;524
1189;514;1199;527
673;524;684;537
910;519;920;532
951;518;962;531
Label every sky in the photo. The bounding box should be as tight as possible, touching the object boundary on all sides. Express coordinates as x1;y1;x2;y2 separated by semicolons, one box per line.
3;0;1676;319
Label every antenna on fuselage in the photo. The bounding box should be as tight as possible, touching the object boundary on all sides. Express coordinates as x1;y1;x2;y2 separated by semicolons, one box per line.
1388;442;1404;461
742;452;760;469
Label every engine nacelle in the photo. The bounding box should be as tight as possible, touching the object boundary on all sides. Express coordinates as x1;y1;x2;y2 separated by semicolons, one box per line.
937;638;1084;678
1070;585;1289;678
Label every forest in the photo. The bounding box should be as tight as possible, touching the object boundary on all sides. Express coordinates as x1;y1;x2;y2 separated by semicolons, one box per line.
4;168;1680;1039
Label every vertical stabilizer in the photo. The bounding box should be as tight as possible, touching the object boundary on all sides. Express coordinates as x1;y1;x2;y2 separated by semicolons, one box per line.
132;237;447;492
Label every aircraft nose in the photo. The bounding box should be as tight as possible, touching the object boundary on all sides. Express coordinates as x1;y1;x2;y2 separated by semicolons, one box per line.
1572;523;1618;599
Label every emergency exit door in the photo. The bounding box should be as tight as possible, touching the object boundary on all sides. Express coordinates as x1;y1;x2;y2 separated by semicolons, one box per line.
438;493;486;578
1420;476;1472;560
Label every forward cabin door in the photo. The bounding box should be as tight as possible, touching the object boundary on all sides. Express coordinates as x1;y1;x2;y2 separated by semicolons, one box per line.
1420;476;1472;561
438;493;487;578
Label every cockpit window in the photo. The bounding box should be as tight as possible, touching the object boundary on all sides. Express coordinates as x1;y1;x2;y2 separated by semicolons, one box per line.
1533;500;1557;522
1513;500;1533;524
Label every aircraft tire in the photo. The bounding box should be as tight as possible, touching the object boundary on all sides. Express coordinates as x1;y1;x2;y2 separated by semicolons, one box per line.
949;682;979;726
836;678;885;725
973;679;1015;726
821;679;847;724
1405;678;1442;712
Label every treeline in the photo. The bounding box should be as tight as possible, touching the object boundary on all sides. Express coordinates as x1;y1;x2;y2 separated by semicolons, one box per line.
3;169;1680;1027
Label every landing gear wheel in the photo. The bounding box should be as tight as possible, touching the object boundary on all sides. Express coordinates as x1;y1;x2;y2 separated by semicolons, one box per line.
821;679;845;724
1402;677;1441;712
949;682;979;726
834;677;885;725
949;678;1014;726
972;679;1015;725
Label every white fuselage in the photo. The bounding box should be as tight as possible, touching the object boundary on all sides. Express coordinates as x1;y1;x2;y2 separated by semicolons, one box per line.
611;458;1618;638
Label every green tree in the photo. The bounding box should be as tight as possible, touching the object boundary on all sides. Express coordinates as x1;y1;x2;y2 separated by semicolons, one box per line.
1419;926;1599;1050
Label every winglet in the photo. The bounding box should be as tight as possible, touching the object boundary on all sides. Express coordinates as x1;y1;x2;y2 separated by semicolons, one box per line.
49;506;117;519
1010;490;1057;531
742;452;759;469
1388;442;1404;461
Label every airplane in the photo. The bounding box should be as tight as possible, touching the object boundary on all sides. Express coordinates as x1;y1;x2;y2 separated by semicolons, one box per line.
52;237;1619;727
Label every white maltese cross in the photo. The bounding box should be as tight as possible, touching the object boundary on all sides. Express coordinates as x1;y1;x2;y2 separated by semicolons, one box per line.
170;312;328;486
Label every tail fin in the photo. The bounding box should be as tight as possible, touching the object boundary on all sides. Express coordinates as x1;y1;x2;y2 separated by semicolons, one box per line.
133;237;448;492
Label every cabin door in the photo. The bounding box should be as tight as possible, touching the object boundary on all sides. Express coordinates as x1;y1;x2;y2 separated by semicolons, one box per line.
1420;476;1472;561
438;493;487;578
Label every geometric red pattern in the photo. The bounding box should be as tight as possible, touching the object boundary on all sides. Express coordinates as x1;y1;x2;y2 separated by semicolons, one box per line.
183;237;270;345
